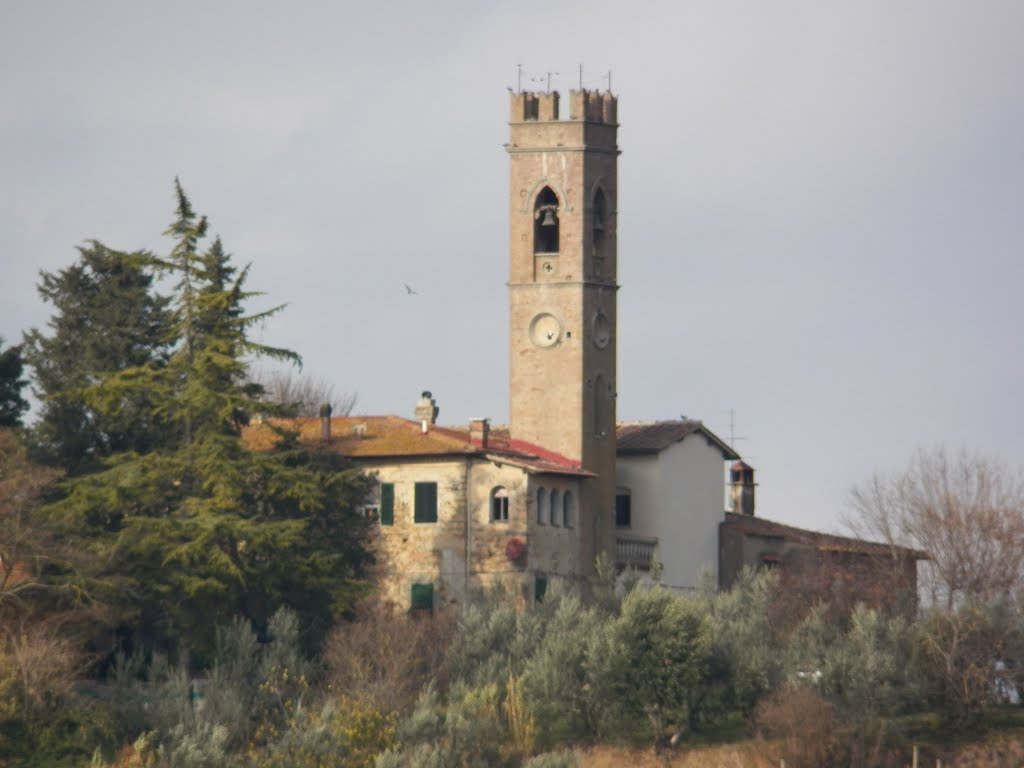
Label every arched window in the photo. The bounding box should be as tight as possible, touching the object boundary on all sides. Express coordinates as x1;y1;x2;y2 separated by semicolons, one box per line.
550;489;561;527
533;187;559;254
491;486;509;522
536;487;547;525
563;491;574;529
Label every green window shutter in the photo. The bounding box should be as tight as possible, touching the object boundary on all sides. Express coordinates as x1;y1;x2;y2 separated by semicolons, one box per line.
535;575;548;603
414;482;438;523
411;582;434;611
379;483;394;525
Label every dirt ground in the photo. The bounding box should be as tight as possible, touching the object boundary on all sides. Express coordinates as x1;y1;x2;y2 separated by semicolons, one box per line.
579;743;777;768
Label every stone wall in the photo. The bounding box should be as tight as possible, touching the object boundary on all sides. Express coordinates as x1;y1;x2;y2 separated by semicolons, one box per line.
361;455;584;610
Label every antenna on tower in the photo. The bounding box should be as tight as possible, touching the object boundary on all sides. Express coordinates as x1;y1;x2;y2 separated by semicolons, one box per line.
719;408;748;449
607;70;613;92
579;63;583;89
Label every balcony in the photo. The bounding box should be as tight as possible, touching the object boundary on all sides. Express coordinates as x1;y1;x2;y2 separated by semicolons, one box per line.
615;534;658;571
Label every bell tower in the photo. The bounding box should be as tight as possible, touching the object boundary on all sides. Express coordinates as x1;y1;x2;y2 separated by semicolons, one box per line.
507;88;619;573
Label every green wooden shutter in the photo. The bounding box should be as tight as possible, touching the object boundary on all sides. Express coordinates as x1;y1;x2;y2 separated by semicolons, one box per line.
535;575;548;603
411;582;434;611
414;482;437;523
379;483;394;525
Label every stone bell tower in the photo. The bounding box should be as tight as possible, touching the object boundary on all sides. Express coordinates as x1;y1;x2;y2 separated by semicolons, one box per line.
507;88;619;573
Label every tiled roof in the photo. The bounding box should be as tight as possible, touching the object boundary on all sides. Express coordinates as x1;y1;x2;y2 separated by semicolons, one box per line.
617;420;741;460
243;416;589;475
720;512;927;559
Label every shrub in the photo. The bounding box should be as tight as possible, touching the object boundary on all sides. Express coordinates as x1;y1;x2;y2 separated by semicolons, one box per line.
519;592;602;744
586;587;711;743
324;602;452;715
754;684;834;768
247;696;395;768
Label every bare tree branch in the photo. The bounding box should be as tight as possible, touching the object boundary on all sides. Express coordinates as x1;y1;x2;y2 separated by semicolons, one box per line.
253;369;357;418
845;446;1024;609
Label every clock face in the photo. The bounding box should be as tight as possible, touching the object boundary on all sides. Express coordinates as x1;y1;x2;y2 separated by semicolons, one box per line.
593;312;611;349
529;313;562;347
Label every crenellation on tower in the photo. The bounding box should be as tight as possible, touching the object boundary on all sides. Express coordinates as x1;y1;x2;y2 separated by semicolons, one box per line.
568;89;617;124
538;92;559;121
510;89;617;125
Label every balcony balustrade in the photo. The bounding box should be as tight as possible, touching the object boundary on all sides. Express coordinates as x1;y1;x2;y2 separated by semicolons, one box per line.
615;534;658;570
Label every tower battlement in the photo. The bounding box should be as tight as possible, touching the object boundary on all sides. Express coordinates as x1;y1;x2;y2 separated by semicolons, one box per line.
509;89;617;124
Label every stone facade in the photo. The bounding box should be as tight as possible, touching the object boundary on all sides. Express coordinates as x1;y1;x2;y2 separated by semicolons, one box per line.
362;451;585;610
507;88;620;576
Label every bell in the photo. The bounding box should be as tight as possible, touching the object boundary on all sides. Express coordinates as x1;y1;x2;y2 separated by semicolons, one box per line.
593;217;604;232
540;208;557;227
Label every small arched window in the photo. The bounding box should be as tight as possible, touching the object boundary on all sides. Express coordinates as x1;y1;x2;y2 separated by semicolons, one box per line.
491;486;509;522
550;490;561;527
563;491;574;529
536;487;547;525
534;187;559;255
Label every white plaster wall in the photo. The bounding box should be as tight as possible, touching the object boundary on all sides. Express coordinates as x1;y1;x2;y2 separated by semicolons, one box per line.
655;437;729;589
616;437;729;591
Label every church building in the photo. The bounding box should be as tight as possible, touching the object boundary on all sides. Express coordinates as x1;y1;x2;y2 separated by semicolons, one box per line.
246;88;918;612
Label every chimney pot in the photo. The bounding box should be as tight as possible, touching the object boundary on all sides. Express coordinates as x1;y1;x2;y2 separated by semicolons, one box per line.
470;418;490;449
320;403;332;443
413;391;439;427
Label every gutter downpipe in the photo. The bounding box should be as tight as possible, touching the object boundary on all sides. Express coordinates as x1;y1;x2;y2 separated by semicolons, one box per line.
465;457;473;608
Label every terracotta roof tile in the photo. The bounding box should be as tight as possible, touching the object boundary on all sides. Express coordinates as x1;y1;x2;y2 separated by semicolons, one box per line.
617;420;741;460
721;512;927;559
243;416;589;475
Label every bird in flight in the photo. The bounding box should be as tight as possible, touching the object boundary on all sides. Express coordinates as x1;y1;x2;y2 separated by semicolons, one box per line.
404;283;419;295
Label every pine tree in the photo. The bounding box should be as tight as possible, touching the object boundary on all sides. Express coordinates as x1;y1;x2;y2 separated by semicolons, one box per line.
23;243;171;472
40;181;372;658
0;338;28;428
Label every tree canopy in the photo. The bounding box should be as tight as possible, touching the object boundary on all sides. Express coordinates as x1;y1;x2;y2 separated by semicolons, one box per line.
37;181;373;659
0;339;28;428
23;242;172;472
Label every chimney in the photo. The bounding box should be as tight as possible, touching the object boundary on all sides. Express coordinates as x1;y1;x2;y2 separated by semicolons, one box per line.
729;461;756;516
469;418;490;449
319;403;332;443
413;391;439;431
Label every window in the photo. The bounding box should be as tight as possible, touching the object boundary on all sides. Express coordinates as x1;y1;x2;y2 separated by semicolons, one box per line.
414;482;438;523
379;482;394;526
535;574;548;603
411;582;434;612
533;187;560;254
491;486;509;522
592;188;607;278
593;373;609;437
563;491;574;529
550;490;561;527
615;489;631;529
536;487;547;525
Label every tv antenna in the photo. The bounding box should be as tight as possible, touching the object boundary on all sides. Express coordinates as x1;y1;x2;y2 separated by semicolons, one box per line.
720;408;748;449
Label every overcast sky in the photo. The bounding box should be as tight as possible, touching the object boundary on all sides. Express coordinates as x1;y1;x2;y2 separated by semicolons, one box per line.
2;1;1022;534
